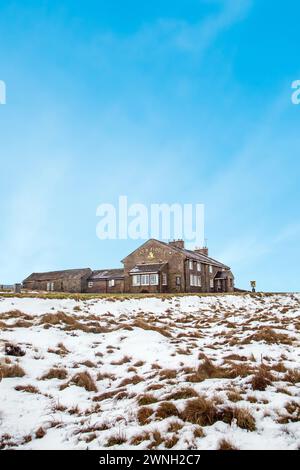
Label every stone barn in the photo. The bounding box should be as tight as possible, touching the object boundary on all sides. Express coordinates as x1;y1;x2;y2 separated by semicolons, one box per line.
23;268;92;293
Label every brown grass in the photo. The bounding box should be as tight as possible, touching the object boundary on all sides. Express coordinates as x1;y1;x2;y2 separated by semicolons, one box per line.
0;364;25;378
193;426;205;438
218;438;238;450
167;421;183;433
227;389;242;403
159;369;177;380
70;371;97;392
251;367;273;391
15;385;39;394
283;369;300;384
164;434;179;448
242;328;293;345
137;394;158;406
119;375;143;387
181;396;218;426
132;319;171;338
156;402;180;420
106;432;127;447
111;355;131;365
41;368;68;380
147;383;164;391
165;387;198;400
130;432;151;445
35;427;46;439
220;406;256;431
147;430;164;449
137;407;154;425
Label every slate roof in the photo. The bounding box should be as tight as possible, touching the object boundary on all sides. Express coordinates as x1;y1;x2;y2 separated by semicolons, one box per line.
129;263;167;274
122;239;230;270
23;268;91;283
89;269;124;281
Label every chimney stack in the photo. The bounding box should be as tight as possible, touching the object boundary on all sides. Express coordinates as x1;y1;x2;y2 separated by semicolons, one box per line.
195;246;208;256
169;239;185;249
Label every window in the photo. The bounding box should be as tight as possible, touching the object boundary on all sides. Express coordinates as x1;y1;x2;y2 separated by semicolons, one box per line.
162;273;167;286
209;265;213;274
108;279;115;287
189;260;194;270
132;275;141;286
47;282;54;291
190;275;201;287
88;282;93;288
141;274;150;285
210;279;214;289
176;276;181;286
197;262;201;272
150;274;159;285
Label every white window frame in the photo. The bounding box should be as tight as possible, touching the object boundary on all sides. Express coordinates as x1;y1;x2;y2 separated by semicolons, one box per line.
132;275;141;286
197;262;201;272
176;276;181;286
108;279;115;287
197;276;201;287
88;282;93;288
210;279;214;289
209;265;213;274
189;260;194;270
162;273;167;286
141;274;150;286
150;274;159;286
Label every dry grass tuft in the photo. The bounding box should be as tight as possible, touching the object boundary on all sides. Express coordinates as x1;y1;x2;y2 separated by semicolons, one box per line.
15;384;39;394
119;375;143;387
0;364;25;378
35;427;46;439
218;438;238;450
70;371;97;392
251;367;273;391
106;432;127;447
137;407;154;425
159;369;177;380
220;406;256;431
167;421;183;433
132;319;171;338
181;396;218;426
164;434;179;448
242;328;293;345
283;369;300;384
41;368;68;380
156;401;180;420
137;394;158;406
165;387;198;400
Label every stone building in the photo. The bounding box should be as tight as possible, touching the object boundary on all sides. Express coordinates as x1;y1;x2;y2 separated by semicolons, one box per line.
23;239;234;294
22;268;92;293
122;239;234;294
85;269;124;294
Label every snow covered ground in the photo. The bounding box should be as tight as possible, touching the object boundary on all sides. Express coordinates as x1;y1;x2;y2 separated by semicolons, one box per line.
0;293;299;450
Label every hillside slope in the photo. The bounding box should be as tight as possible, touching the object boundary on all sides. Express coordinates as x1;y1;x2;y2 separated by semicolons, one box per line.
0;293;299;450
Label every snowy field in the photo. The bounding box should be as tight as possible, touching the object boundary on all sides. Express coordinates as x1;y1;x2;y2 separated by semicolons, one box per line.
0;293;299;450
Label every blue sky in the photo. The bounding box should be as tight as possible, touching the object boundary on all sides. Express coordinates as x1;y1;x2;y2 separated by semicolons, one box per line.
0;0;299;291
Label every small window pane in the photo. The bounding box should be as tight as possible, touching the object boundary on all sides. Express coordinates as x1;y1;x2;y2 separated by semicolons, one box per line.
141;274;150;285
150;274;158;285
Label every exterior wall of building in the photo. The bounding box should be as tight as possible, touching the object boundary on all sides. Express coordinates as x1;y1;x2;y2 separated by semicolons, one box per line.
123;239;186;294
23;273;91;293
85;279;124;294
